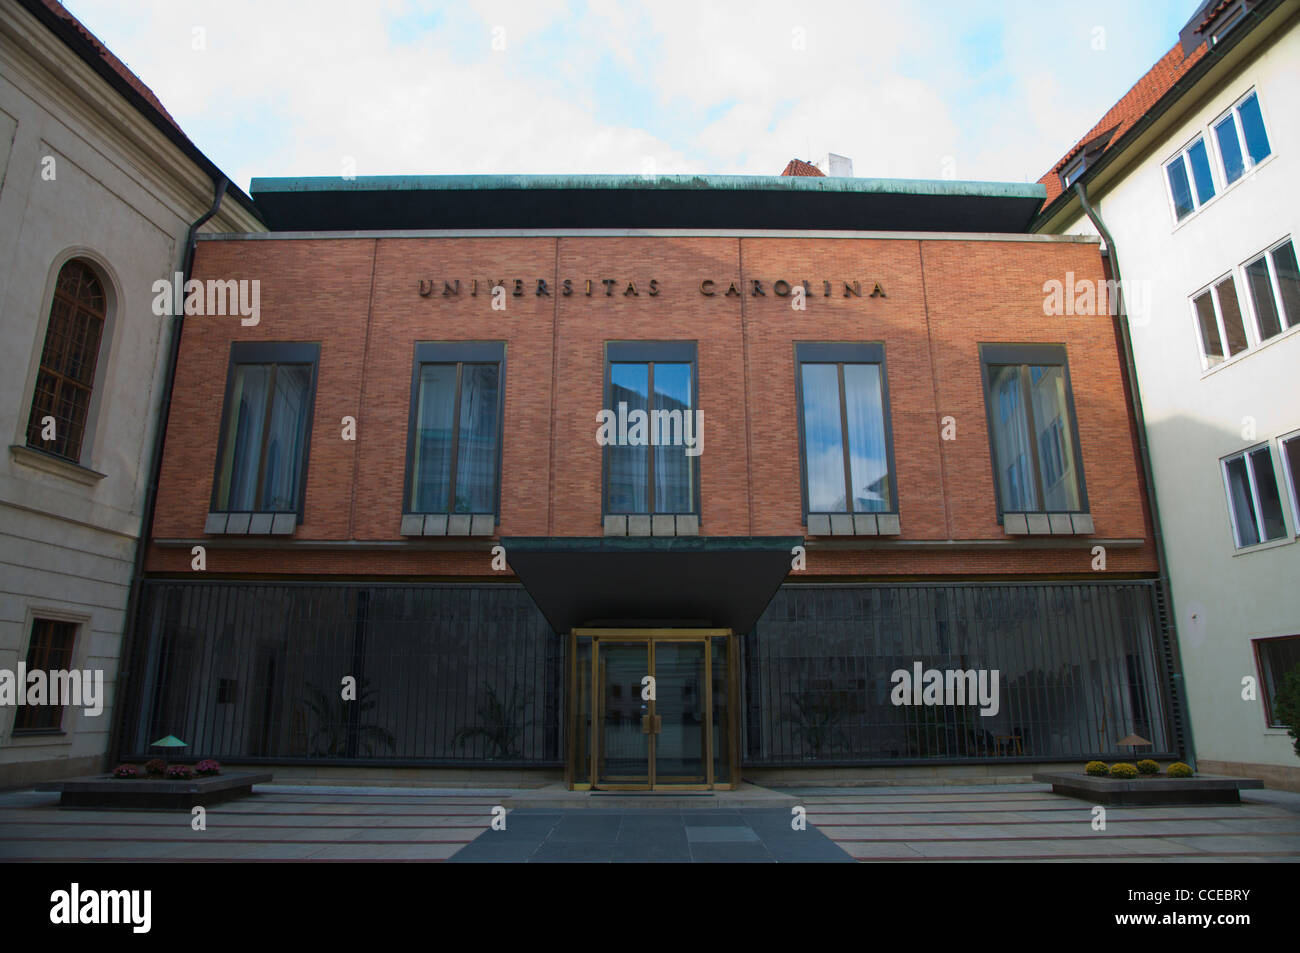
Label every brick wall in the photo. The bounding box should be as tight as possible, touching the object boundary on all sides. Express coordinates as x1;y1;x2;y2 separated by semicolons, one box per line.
147;234;1156;578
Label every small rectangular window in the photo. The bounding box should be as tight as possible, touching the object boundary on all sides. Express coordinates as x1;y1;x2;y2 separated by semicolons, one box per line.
1165;136;1216;221
981;344;1086;515
212;343;318;516
13;618;77;732
1192;275;1249;368
1280;431;1300;538
1256;636;1300;728
1222;444;1287;548
1214;90;1271;186
405;342;504;515
1245;239;1300;342
795;343;896;516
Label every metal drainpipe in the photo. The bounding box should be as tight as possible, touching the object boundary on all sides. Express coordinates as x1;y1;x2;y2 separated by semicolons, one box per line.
1073;181;1196;769
107;175;228;766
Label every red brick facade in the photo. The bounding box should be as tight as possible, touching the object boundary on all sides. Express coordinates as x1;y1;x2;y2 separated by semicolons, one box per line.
147;234;1156;579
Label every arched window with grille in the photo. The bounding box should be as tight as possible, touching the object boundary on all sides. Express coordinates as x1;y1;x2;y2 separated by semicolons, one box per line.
25;258;107;463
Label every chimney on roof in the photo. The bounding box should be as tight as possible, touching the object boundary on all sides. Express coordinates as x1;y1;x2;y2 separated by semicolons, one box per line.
814;153;853;177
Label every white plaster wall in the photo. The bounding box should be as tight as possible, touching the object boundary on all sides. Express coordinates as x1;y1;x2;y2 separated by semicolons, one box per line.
1058;21;1300;771
0;7;260;779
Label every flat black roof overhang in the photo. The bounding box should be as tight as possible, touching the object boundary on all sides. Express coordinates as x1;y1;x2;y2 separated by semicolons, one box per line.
499;536;801;634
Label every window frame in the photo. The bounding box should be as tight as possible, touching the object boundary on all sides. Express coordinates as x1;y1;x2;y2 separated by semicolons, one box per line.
11;617;79;734
1241;236;1300;342
1210;88;1272;188
1190;272;1251;369
24;257;113;467
601;340;701;518
402;341;507;519
1253;634;1300;729
1220;442;1288;549
1277;429;1300;540
1163;133;1217;222
978;343;1090;521
793;341;898;521
209;341;320;522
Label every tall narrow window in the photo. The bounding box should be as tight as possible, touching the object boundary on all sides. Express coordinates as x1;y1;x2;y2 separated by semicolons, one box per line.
406;342;504;515
13;619;77;732
603;342;698;516
26;259;107;463
212;343;318;516
981;344;1086;515
795;343;895;516
1244;238;1300;342
1222;444;1286;548
1192;275;1249;368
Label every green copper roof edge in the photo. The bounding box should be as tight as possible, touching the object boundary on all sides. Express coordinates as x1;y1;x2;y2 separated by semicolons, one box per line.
250;174;1045;200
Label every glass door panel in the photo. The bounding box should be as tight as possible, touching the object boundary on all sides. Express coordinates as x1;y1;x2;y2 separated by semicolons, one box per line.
653;641;707;784
597;641;650;786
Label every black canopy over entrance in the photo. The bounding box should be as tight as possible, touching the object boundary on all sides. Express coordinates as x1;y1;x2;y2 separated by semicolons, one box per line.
500;536;801;633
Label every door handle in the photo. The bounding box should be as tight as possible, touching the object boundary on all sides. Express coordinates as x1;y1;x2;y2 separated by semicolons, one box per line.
640;715;663;734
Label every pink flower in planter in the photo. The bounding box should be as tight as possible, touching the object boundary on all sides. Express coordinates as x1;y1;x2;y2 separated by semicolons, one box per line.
165;764;194;780
195;759;222;776
112;764;140;779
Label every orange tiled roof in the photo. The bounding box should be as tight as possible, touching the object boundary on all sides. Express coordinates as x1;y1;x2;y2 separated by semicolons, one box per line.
1038;40;1208;206
780;158;825;177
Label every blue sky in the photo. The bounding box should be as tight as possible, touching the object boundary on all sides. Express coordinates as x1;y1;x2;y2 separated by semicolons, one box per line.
62;0;1200;192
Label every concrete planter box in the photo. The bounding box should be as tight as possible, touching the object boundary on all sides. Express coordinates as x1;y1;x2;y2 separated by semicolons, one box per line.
36;772;273;809
1033;771;1263;805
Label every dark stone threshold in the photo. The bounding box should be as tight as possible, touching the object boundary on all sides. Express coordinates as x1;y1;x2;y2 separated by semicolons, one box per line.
35;772;273;809
1033;772;1264;805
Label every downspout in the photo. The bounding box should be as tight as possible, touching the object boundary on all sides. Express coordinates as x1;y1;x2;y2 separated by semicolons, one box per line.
108;175;228;765
1073;181;1196;770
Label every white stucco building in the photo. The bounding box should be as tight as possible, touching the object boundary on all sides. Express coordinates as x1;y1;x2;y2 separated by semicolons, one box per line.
1036;0;1300;788
0;0;262;785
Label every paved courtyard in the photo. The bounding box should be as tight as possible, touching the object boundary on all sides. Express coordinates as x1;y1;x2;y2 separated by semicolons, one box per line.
1;782;1298;862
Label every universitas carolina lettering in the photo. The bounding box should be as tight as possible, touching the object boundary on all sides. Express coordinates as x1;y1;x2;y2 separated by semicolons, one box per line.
416;278;887;298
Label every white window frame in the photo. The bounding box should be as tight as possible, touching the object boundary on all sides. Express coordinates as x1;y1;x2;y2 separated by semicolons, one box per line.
1190;272;1250;369
1241;236;1299;341
1221;443;1287;549
1279;429;1300;540
1210;88;1272;187
1163;134;1217;223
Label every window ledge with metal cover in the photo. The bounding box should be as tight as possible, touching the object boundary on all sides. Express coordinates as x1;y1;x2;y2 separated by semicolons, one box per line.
205;511;296;535
1002;512;1095;535
805;512;901;536
603;514;699;537
400;513;496;537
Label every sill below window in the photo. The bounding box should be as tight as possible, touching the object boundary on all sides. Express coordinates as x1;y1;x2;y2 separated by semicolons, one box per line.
604;514;699;537
206;512;297;535
1231;535;1293;556
805;513;899;537
1199;320;1300;379
9;445;107;486
401;513;496;537
1002;512;1094;536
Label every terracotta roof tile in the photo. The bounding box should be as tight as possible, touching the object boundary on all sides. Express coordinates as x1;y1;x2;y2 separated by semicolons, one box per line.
1038;40;1208;206
780;158;826;177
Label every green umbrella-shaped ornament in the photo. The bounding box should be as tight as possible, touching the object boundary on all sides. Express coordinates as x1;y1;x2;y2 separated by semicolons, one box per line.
151;735;188;771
